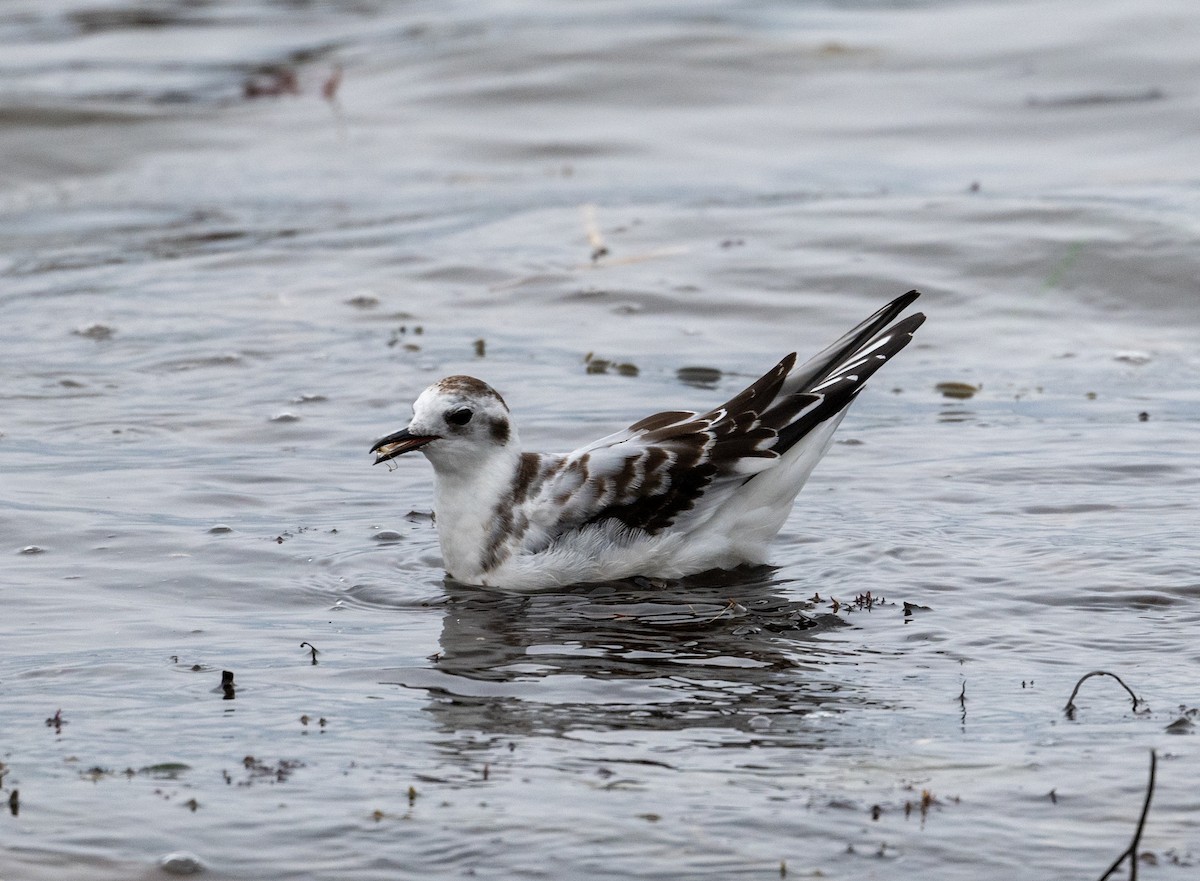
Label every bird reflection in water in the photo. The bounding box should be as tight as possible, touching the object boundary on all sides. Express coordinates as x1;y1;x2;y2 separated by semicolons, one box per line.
389;566;878;743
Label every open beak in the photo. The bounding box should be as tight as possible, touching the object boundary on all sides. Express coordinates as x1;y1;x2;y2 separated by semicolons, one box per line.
370;428;439;464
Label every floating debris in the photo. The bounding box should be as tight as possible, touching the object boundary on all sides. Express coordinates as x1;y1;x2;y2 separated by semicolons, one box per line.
676;366;722;388
1138;411;1150;422
45;709;65;733
243;67;299;99
300;642;320;665
1115;350;1153;365
345;294;379;309
373;530;403;542
1095;751;1157;881
584;352;639;376
387;325;425;348
935;381;979;399
19;545;45;555
220;670;236;701
72;323;115;341
1165;717;1194;734
322;65;343;102
1063;670;1144;719
7;789;18;816
299;714;328;732
582;203;609;262
238;756;304;785
473;338;486;357
141;763;192;780
207;524;233;534
270;412;301;423
291;394;328;404
159;852;205;875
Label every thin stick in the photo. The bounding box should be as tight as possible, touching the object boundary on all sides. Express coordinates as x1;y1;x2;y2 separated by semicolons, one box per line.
1064;671;1142;719
1097;750;1156;881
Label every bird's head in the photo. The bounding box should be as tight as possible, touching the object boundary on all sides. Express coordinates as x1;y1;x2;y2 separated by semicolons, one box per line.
370;375;516;472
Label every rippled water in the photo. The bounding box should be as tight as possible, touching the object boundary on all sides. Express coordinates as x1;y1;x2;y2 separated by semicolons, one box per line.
3;1;1198;878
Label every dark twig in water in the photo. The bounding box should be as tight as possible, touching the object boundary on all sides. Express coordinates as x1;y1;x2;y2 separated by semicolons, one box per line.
45;709;66;733
1065;671;1143;719
1097;750;1157;881
300;642;320;665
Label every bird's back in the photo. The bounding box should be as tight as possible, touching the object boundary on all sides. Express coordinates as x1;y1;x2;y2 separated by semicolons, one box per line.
480;292;925;588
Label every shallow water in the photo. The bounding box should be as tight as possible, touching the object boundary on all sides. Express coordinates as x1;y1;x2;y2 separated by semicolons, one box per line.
2;0;1198;878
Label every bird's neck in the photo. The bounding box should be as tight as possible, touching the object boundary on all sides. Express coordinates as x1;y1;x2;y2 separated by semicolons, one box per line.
429;444;523;582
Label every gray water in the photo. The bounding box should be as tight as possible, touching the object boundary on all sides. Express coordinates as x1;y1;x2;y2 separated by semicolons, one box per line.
2;0;1198;878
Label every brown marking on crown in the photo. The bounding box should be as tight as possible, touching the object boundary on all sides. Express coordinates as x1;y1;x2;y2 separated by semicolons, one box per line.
435;375;508;408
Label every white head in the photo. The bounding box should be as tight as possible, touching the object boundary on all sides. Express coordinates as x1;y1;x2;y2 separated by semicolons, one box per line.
370;375;518;474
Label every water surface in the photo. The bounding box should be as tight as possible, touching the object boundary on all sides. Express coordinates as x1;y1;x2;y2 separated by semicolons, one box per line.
2;0;1198;878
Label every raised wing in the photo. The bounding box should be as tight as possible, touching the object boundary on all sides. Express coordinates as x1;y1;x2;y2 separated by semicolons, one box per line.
522;291;925;545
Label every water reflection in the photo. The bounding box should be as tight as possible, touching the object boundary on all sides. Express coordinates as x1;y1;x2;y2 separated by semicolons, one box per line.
388;568;869;740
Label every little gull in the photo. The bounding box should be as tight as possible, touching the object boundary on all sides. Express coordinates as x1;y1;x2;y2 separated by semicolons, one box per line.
372;291;925;589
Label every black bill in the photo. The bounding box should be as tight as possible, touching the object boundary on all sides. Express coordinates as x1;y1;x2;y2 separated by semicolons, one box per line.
370;428;438;464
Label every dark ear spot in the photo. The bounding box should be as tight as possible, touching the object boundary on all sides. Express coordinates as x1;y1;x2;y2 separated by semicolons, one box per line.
490;417;510;444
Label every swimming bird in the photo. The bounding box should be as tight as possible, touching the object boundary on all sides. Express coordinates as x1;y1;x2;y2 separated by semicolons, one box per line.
371;291;925;589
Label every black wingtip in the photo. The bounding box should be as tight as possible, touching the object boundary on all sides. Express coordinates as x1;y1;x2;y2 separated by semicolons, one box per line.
891;289;921;311
894;311;927;335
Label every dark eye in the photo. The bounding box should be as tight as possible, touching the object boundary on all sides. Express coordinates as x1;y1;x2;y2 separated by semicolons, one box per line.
446;408;473;426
